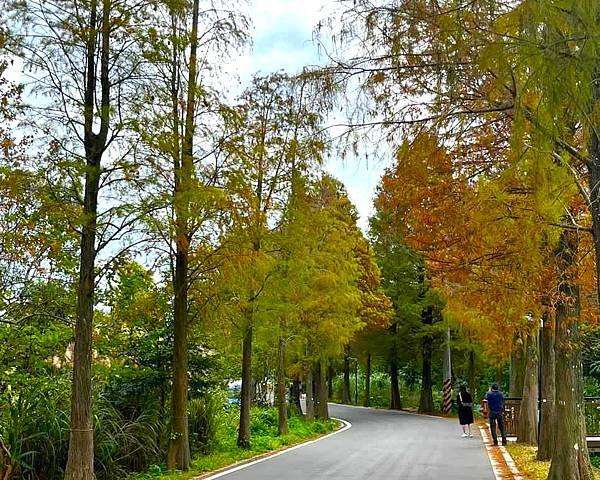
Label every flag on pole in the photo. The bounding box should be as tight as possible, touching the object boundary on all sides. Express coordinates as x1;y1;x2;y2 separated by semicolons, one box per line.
442;328;452;415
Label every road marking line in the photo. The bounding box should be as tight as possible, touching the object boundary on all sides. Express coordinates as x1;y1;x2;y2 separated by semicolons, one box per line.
480;426;505;480
196;418;352;480
479;426;524;480
500;446;524;480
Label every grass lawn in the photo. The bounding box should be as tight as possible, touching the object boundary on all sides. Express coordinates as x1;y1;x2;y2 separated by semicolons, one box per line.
128;411;339;480
506;444;600;479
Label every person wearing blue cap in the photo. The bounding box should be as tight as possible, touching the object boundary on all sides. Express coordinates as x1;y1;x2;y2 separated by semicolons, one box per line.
485;383;507;446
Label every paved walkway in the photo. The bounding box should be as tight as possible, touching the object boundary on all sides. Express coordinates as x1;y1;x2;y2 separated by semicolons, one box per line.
206;404;496;480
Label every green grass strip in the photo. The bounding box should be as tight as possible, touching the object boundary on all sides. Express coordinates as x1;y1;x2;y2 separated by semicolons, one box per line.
129;417;339;480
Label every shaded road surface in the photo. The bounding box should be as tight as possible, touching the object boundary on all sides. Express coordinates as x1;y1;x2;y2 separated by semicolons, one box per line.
210;404;495;480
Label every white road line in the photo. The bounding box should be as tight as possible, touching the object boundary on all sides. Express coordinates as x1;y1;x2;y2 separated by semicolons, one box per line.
479;426;524;480
197;418;352;480
480;426;505;480
500;446;524;480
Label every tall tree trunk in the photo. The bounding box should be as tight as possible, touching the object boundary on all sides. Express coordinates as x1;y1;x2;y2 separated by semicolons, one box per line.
328;364;334;399
418;340;434;412
548;230;593;480
364;353;372;407
342;345;351;403
65;1;110;477
419;337;434;413
167;250;191;469
537;311;556;461
237;321;253;447
290;379;302;415
517;332;539;444
419;306;435;413
389;357;402;410
166;0;199;469
587;66;600;305
510;335;526;397
277;336;288;435
305;370;314;420
468;348;477;401
315;361;329;419
65;161;100;480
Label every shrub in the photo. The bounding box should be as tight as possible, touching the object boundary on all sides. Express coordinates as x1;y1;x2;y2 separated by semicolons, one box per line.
94;397;163;479
0;376;70;480
249;408;278;436
0;375;164;480
188;391;225;454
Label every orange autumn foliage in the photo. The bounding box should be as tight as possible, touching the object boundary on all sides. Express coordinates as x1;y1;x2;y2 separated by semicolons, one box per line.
374;130;598;359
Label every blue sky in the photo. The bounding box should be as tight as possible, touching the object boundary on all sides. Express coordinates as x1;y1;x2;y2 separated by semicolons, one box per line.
242;0;391;232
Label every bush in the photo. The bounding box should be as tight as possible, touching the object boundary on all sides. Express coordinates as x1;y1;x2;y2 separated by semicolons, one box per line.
188;391;225;454
249;407;278;436
94;397;163;479
0;375;165;480
0;376;70;480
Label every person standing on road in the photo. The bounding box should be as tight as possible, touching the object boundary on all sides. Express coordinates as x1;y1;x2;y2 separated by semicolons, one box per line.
485;383;507;446
457;384;474;437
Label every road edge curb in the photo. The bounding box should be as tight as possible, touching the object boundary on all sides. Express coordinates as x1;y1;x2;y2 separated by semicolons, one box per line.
479;425;524;480
193;417;352;480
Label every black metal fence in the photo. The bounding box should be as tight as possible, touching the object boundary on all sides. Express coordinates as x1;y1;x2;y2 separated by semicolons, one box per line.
498;397;600;437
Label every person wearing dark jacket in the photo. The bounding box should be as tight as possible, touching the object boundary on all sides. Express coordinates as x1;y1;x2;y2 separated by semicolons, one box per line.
457;384;474;437
485;383;507;446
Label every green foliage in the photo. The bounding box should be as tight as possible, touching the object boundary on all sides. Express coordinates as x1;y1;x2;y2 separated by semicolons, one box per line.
0;376;165;480
0;377;70;478
0;281;74;379
188;392;225;455
129;409;338;480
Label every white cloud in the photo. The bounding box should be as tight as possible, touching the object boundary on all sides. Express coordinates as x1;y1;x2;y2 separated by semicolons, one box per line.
240;0;389;232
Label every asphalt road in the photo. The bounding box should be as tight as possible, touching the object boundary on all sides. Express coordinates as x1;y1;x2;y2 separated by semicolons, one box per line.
209;404;495;480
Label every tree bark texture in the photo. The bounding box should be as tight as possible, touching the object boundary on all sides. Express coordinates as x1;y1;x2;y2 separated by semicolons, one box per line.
517;332;538;445
509;337;526;398
166;251;191;469
237;322;253;447
277;336;288;435
419;306;435;413
537;311;556;461
305;370;314;420
165;0;200;469
389;357;402;410
587;66;600;305
315;361;329;419
364;353;372;407
64;0;110;477
342;345;351;404
290;379;302;415
548;230;593;480
468;348;477;400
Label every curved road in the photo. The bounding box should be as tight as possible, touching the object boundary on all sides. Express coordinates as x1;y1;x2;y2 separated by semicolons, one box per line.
209;404;495;480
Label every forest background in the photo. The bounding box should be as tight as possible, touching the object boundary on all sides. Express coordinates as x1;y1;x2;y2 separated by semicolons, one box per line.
3;1;600;480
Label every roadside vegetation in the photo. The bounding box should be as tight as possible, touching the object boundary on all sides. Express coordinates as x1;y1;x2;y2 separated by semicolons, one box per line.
506;445;600;480
128;409;338;480
5;1;600;480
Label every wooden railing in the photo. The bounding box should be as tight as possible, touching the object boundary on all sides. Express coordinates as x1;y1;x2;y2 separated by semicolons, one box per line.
502;397;521;436
492;397;600;437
